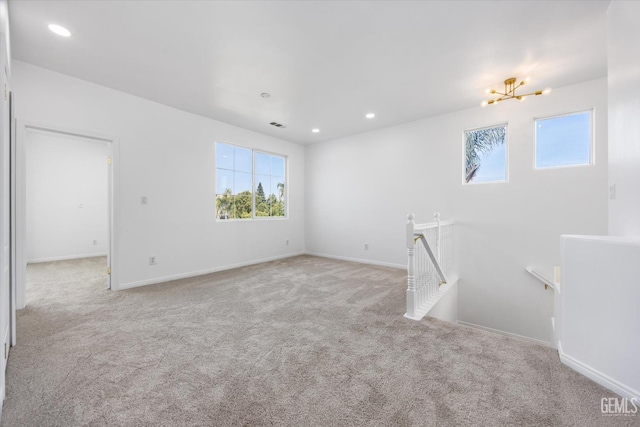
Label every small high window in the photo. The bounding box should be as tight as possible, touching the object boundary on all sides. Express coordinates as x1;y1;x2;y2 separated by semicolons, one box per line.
464;124;507;184
535;110;592;169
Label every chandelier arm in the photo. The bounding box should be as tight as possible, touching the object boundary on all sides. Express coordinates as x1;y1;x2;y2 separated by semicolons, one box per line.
482;77;550;107
519;91;543;97
508;82;524;96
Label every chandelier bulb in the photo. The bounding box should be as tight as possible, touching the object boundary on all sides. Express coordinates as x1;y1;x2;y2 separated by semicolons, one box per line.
543;87;552;95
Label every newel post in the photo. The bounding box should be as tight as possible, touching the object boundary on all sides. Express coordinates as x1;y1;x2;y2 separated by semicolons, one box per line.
406;213;417;318
434;212;441;263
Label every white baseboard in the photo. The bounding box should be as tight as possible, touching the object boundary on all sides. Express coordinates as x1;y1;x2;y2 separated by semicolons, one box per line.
304;251;405;270
558;341;640;400
1;325;8;412
118;252;306;290
27;253;108;264
457;320;551;347
404;278;458;322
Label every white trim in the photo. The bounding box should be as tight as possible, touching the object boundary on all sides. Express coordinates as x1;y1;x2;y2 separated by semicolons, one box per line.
525;266;557;291
303;251;405;270
10;86;16;347
109;137;120;290
462;122;509;185
15;120;119;304
561;234;640;246
414;219;454;231
119;252;305;290
404;277;458;320
558;341;640;400
214;141;289;221
533;108;594;170
216;216;289;223
457;320;551;347
26;253;108;264
0;325;7;403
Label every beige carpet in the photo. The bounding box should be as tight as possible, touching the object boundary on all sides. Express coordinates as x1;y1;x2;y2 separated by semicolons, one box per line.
1;255;636;426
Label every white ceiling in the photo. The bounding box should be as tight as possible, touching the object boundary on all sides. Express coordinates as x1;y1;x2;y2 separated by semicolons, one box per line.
9;1;610;145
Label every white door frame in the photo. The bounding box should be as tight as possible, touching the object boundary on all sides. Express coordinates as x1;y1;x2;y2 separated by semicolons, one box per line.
13;120;120;310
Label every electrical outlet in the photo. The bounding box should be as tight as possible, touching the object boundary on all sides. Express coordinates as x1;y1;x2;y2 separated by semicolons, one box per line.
364;243;369;250
149;256;157;265
93;240;97;245
141;196;148;205
609;184;616;200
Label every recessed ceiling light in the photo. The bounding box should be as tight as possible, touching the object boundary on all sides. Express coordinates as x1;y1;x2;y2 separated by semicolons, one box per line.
48;24;71;37
365;113;375;119
312;129;320;133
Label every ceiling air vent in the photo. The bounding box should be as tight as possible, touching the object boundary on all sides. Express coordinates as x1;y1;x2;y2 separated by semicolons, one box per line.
270;121;286;128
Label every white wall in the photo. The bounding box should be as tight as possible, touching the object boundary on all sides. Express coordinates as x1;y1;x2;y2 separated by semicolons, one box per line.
0;0;9;407
306;78;608;343
559;235;640;400
13;61;305;289
608;0;640;237
553;0;640;400
26;130;108;263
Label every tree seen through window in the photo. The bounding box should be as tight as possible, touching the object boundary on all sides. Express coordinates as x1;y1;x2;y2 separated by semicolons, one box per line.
464;124;507;183
215;142;286;219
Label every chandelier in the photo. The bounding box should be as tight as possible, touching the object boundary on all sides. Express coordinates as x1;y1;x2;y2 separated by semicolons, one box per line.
481;78;551;107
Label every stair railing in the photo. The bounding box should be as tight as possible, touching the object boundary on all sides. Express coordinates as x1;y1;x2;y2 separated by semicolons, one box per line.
525;266;559;292
406;212;454;320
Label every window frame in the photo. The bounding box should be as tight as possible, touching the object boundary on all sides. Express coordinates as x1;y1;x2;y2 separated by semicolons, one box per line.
462;122;509;185
215;141;288;222
533;109;594;170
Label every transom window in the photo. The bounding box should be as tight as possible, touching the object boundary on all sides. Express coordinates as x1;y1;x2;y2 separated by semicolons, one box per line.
215;142;286;220
464;124;507;184
535;110;593;169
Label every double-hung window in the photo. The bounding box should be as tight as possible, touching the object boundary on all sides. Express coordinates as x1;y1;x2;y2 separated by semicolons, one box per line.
215;142;286;220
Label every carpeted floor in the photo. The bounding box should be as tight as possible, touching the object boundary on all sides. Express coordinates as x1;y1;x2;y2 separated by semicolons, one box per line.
1;255;636;426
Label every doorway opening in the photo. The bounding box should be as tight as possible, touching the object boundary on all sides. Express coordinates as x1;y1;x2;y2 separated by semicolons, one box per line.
14;123;116;310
